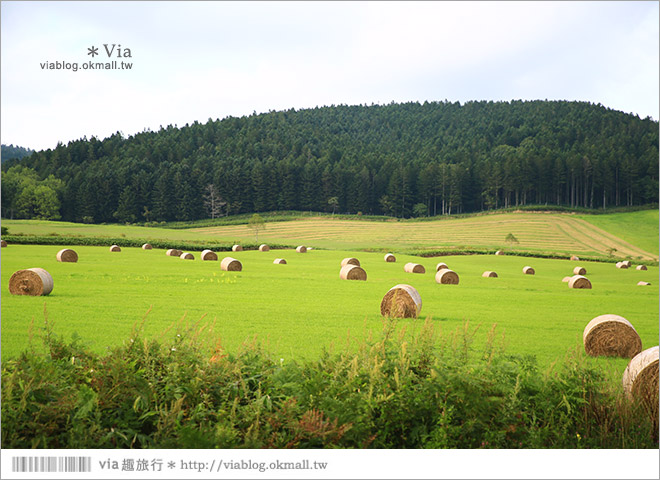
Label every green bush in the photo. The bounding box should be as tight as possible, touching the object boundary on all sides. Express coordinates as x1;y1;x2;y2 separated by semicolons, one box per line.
1;315;657;448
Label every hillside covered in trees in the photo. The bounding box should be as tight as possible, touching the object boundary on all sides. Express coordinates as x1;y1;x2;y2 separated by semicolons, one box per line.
1;100;658;222
1;144;34;163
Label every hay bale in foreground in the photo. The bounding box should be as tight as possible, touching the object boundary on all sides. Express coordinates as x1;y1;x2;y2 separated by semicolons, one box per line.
436;262;448;272
570;255;580;261
384;253;396;263
482;271;498;278
201;249;218;261
1;240;6;247
380;284;422;318
637;281;651;286
583;314;642;358
404;263;425;274
341;257;360;267
221;257;242;271
522;266;535;275
296;245;307;253
616;262;628;269
109;245;121;252
573;266;587;275
562;276;572;283
180;252;194;260
273;258;287;264
232;245;243;252
8;268;53;296
623;346;659;423
259;244;270;252
568;275;592;289
436;269;459;284
636;265;648;271
340;264;367;281
142;243;152;250
56;249;78;263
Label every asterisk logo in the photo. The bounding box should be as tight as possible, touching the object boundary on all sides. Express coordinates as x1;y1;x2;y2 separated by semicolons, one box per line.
167;461;176;469
88;46;98;57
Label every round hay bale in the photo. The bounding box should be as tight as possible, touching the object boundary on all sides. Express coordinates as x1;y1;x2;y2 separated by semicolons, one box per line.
180;252;194;260
1;240;7;247
622;260;632;268
8;268;53;296
583;314;642;358
616;262;629;269
232;244;243;252
562;276;572;283
522;266;535;275
221;257;242;271
384;253;396;263
495;250;503;255
341;257;360;267
404;263;425;274
296;245;307;253
380;284;422;318
259;244;270;252
622;346;659;422
56;248;78;263
436;269;459;284
436;262;449;272
570;255;580;261
166;249;182;257
482;271;498;278
109;245;121;252
573;266;587;275
273;258;287;265
568;275;592;289
637;281;651;286
142;243;152;250
339;264;367;281
201;249;218;261
636;265;648;271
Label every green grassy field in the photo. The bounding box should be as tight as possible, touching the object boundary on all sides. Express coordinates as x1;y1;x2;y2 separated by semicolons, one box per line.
2;244;657;380
576;209;659;256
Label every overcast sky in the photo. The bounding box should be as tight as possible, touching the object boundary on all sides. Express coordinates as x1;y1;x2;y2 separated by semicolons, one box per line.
1;1;658;152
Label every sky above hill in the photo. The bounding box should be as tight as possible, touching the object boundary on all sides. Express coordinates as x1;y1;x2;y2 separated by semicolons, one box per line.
1;1;658;152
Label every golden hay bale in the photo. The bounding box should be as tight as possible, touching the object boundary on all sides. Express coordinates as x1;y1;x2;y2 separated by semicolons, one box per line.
570;255;580;261
636;265;648;271
166;249;182;257
522;266;535;275
180;252;194;260
1;240;7;247
56;248;78;263
568;275;592;289
562;276;572;283
221;257;242;271
341;257;360;267
339;264;367;281
482;271;498;278
380;284;422;318
623;346;659;423
404;263;425;274
296;245;307;253
583;314;642;358
109;245;121;252
495;250;503;255
142;243;152;250
622;260;632;267
616;262;628;269
273;258;287;264
436;269;459;284
201;249;218;261
384;253;396;263
232;244;243;252
637;281;651;286
259;244;270;252
573;266;587;275
8;268;53;296
436;262;449;272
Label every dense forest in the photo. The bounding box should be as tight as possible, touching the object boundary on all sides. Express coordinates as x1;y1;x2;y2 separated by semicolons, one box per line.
1;144;34;163
1;100;658;222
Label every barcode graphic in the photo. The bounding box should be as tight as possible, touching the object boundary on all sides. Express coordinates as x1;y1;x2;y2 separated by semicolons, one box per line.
11;456;92;473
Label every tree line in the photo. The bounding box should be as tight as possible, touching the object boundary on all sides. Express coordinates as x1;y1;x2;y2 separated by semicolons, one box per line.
1;100;658;222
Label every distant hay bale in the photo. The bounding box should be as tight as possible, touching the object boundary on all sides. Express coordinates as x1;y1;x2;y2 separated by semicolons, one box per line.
568;275;592;289
436;269;459;284
636;265;648;271
623;346;659;423
562;276;572;283
8;268;53;296
56;248;78;263
180;252;194;260
296;245;307;253
339;264;367;281
109;245;121;252
583;314;642;358
259;244;270;252
380;284;422;318
201;249;218;261
573;266;587;275
142;243;152;250
522;266;535;275
622;260;632;267
482;271;498;278
232;245;243;252
1;240;6;247
221;257;242;271
384;253;396;263
495;251;503;255
436;262;449;271
616;262;629;269
166;249;182;257
404;262;425;274
341;257;360;267
273;258;287;264
637;281;651;286
570;255;580;261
